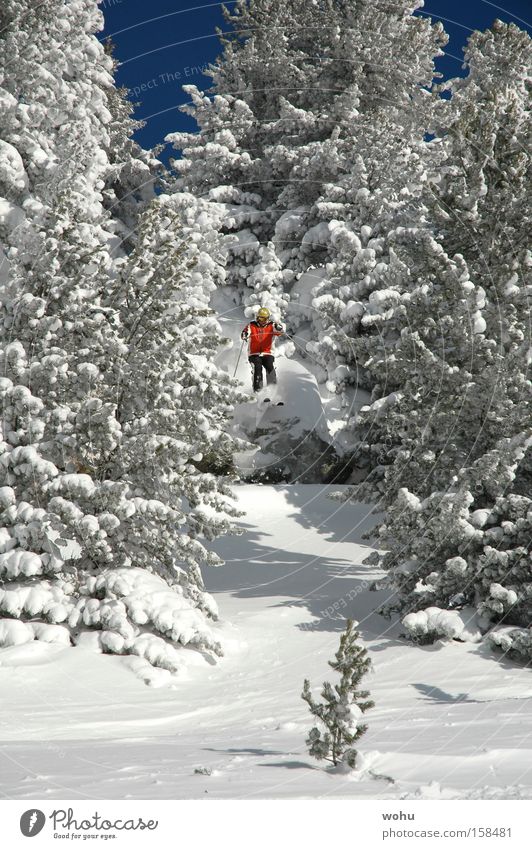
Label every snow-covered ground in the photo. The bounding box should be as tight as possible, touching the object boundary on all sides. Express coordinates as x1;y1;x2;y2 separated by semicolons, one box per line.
213;291;370;480
1;485;530;800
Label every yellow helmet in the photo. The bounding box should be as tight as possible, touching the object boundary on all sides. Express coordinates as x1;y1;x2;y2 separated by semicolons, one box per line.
257;307;270;320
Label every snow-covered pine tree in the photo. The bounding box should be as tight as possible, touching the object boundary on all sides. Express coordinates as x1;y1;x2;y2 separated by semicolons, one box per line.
0;0;117;224
0;1;245;677
307;118;444;398
429;19;532;504
1;190;246;677
0;2;158;272
375;433;532;662
100;194;247;556
433;21;531;343
0;189;124;651
341;237;505;502
166;0;446;336
101;37;162;244
302;619;374;768
338;21;531;500
0;0;122;642
342;22;532;660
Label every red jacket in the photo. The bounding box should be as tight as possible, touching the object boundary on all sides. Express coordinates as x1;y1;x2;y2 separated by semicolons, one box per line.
242;320;284;355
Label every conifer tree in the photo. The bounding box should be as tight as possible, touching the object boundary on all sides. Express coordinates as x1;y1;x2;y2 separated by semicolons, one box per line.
302;619;374;767
374;431;532;660
167;0;446;339
341;22;532;660
339;22;531;500
0;1;246;675
343;237;511;502
0;191;245;672
429;19;532;505
102;37;161;241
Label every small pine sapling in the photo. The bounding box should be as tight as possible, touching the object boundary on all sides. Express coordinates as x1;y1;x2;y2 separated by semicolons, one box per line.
302;619;374;768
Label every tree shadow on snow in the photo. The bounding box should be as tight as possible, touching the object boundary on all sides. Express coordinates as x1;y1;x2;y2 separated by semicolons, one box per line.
412;683;482;704
475;639;532;671
279;485;383;545
203;746;287;757
208;520;400;644
258;761;318;771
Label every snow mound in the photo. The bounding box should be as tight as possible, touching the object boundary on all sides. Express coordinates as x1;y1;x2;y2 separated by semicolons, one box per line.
233;358;336;482
402;606;483;643
0;618;71;648
0;569;223;680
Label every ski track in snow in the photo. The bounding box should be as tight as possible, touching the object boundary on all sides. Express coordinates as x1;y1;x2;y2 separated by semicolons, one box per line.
0;485;531;800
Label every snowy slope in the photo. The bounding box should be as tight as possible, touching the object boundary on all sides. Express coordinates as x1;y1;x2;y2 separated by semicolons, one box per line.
0;485;530;800
213;290;360;480
215;291;370;448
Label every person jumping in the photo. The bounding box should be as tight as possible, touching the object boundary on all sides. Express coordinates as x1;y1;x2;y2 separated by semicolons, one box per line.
241;307;285;394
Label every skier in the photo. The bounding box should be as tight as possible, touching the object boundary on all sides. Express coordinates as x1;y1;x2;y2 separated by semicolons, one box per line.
241;307;285;395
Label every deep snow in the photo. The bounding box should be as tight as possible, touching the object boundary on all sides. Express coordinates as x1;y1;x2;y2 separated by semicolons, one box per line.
214;293;370;479
0;485;530;800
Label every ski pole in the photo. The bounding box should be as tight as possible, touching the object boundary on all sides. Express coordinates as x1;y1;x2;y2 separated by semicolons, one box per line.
232;338;245;378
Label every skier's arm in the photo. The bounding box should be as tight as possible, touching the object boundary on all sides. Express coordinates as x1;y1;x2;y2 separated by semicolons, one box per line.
241;324;250;340
273;322;285;336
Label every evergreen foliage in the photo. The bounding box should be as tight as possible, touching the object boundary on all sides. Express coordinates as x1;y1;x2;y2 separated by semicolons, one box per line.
0;1;246;675
167;0;446;350
302;619;374;767
1;0;530;671
338;22;532;662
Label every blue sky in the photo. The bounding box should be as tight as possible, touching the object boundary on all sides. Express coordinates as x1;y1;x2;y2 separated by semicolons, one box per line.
100;0;532;159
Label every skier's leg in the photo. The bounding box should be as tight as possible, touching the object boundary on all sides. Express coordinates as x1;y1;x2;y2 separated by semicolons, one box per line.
263;355;277;385
249;355;263;392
